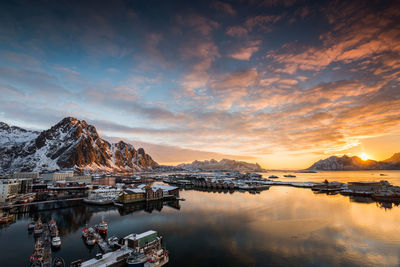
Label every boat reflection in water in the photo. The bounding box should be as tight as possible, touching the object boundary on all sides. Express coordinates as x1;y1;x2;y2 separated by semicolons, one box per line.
2;184;400;266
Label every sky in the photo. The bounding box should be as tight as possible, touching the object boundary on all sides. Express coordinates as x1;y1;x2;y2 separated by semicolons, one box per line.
0;0;399;169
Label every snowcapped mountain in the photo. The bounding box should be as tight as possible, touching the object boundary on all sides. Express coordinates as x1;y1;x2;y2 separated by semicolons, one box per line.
307;155;400;170
0;117;158;174
178;159;265;172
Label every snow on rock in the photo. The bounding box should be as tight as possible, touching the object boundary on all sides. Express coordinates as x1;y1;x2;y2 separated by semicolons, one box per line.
178;159;265;172
0;117;158;174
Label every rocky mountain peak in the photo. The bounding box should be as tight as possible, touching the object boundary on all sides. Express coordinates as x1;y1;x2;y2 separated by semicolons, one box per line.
308;154;400;170
0;122;10;129
0;118;158;174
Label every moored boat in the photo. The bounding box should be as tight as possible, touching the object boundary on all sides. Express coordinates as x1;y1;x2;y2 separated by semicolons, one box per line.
127;252;147;267
52;256;65;267
52;236;62;248
28;221;35;230
83;197;114;205
95;219;108;235
34;218;44;235
0;214;14;224
107;236;120;248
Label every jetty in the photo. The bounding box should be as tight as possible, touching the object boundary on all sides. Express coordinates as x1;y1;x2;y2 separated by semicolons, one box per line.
74;230;169;267
79;247;132;267
30;223;53;267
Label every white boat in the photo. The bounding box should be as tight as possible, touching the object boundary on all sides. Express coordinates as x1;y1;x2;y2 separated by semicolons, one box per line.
52;236;62;248
86;236;96;246
83;198;114;205
107;236;120;248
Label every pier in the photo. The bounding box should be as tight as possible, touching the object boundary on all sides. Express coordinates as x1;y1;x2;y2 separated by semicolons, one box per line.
93;231;112;253
31;223;52;267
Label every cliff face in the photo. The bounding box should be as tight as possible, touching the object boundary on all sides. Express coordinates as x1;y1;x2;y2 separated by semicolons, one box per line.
0;117;158;174
178;158;265;172
307;155;400;170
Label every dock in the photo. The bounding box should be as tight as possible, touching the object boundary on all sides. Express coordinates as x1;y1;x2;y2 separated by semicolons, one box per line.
42;224;52;267
31;223;52;267
80;247;132;267
93;231;112;253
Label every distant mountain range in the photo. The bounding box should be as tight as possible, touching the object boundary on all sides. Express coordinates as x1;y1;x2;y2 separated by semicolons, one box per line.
178;159;265;172
307;154;400;170
0;117;158;174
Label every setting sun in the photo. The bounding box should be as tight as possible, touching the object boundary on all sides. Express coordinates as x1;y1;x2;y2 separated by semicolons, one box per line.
360;153;369;161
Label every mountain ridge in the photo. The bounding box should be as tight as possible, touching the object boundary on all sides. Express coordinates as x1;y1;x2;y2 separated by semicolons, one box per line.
307;154;400;170
0;117;158;174
178;158;265;172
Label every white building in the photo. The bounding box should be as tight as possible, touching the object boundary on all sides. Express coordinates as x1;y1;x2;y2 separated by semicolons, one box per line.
67;175;92;184
0;179;21;202
88;187;122;199
42;169;74;182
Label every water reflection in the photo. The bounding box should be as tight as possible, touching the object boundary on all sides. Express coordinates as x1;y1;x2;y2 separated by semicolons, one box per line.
1;187;400;266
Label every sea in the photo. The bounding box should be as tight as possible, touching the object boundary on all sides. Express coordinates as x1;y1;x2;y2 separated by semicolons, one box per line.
1;170;400;267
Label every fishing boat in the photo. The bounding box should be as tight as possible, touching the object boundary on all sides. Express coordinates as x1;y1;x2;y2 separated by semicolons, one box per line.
49;218;56;228
268;175;279;179
28;221;35;230
283;174;296;178
52;257;66;267
95;218;108;235
52;236;62;248
126;252;147;267
51;225;59;237
144;249;169;267
30;242;44;264
107;236;120;248
82;227;96;245
85;235;96;246
0;214;14;224
34;218;44;235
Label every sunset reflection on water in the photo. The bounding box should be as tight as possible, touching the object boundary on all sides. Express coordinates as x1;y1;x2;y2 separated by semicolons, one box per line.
1;183;400;266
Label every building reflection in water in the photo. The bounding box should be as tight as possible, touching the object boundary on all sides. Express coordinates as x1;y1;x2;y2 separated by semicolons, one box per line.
3;186;400;267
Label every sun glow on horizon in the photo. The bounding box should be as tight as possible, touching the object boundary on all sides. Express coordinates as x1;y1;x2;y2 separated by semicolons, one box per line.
360;153;370;161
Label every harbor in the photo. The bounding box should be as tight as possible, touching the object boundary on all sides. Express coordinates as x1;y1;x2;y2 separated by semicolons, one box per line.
27;214;169;267
2;179;400;267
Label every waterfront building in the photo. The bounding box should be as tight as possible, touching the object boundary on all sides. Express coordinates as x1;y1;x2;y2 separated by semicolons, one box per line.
145;187;164;200
150;184;180;197
12;172;39;179
348;181;388;192
92;177;116;186
42;169;74;182
118;188;146;203
67;175;92;184
0;179;21;202
88;187;121;199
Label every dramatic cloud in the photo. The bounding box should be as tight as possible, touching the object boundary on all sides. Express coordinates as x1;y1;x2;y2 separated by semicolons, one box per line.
0;0;399;168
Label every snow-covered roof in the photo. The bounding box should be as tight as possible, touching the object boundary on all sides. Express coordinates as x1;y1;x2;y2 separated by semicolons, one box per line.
125;188;145;194
151;184;179;191
124;230;157;241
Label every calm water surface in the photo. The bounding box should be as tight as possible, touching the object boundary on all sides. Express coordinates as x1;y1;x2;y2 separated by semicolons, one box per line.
2;171;400;266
